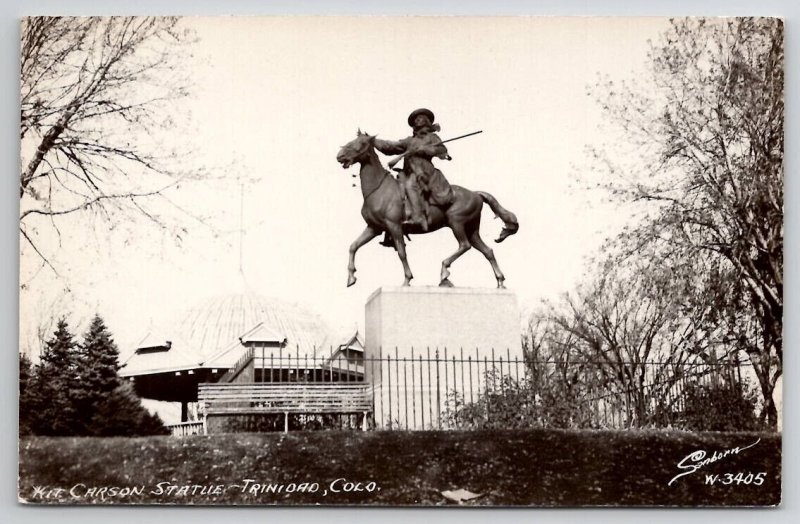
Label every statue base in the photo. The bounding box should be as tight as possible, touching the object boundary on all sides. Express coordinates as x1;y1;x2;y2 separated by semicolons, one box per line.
365;286;521;360
364;286;522;429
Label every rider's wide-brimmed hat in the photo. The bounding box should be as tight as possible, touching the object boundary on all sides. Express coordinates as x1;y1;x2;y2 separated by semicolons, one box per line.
408;108;435;127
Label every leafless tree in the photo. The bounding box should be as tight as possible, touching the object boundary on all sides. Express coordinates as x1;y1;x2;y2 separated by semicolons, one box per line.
587;18;782;426
530;259;710;427
20;17;199;279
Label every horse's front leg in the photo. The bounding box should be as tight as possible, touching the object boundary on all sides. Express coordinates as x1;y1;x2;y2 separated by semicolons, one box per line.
347;226;380;287
387;224;413;286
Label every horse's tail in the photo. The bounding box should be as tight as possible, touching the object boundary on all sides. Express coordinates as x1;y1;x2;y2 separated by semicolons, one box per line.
476;191;519;243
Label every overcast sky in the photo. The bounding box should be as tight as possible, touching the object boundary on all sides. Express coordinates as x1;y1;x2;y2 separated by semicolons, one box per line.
20;17;672;356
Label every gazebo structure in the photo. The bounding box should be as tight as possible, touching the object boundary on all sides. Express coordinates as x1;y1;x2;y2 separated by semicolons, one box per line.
120;293;364;435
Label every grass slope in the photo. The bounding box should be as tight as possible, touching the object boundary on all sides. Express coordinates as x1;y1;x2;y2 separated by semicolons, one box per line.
19;429;780;506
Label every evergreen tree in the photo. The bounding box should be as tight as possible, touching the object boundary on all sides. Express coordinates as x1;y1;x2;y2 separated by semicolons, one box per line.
34;319;81;435
74;315;122;432
40;318;79;376
21;314;167;437
80;315;122;393
19;353;35;436
75;314;168;436
91;382;170;437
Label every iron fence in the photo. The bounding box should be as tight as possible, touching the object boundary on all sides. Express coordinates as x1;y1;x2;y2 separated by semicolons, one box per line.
219;346;766;432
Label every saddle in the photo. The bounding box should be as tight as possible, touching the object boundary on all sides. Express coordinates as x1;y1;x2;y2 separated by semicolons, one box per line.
391;167;453;216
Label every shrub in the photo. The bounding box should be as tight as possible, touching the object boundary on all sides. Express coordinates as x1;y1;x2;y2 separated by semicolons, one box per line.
443;369;612;430
681;380;760;432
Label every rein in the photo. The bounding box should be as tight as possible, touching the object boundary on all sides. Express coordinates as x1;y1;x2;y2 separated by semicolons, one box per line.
352;141;391;201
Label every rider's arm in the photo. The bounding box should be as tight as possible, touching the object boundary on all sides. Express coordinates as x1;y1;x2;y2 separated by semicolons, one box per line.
373;137;409;155
416;133;449;158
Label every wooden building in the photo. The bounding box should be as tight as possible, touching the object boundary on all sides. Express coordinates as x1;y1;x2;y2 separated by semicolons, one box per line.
120;294;365;435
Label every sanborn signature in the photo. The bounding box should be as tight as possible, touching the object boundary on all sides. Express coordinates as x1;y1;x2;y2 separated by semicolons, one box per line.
668;438;761;486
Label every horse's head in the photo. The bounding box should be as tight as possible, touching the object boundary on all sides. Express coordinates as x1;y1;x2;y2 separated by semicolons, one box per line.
336;129;376;169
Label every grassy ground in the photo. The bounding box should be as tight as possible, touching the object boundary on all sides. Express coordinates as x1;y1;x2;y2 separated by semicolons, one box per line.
19;429;780;506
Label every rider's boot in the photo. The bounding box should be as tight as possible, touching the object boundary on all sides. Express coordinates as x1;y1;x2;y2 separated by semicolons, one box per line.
402;190;429;232
379;233;395;248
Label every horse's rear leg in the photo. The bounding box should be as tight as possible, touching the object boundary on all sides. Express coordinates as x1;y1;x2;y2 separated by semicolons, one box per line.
469;229;506;288
387;224;413;286
347;226;380;287
440;225;471;287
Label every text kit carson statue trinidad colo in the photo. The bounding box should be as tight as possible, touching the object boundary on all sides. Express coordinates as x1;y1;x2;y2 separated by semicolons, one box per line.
336;108;519;288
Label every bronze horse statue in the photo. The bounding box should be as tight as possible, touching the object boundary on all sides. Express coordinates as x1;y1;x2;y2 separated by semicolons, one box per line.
336;130;518;288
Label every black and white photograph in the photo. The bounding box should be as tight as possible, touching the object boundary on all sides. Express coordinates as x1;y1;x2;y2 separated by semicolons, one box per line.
16;15;782;507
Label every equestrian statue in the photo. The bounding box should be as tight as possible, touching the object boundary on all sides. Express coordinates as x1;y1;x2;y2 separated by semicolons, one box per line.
335;108;518;288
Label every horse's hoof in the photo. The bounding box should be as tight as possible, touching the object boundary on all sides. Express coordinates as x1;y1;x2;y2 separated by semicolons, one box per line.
495;227;517;243
347;275;356;287
439;279;454;288
497;280;506;289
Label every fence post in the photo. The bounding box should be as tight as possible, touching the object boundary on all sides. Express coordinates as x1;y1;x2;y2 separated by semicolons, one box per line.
435;348;441;429
372;346;377;429
403;352;409;430
710;346;719;388
443;347;449;423
378;346;384;430
411;347;416;429
395;347;400;429
484;354;489;424
387;352;393;429
296;345;301;383
418;352;425;429
468;353;474;406
202;398;208;436
427;347;433;429
460;348;465;405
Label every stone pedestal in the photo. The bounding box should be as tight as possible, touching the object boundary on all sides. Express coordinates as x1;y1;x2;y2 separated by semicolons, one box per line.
365;286;521;360
364;287;522;429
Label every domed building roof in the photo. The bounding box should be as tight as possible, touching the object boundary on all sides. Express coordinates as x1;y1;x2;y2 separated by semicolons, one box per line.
175;293;332;360
122;293;334;376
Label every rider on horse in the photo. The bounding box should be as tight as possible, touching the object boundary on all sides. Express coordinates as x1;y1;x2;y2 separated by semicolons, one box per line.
336;125;519;289
374;108;454;232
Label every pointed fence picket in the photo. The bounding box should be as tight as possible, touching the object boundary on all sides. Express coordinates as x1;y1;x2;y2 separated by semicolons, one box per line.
180;345;759;434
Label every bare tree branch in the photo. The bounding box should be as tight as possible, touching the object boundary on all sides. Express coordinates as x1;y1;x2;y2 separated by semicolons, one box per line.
587;18;783;426
20;16;199;283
